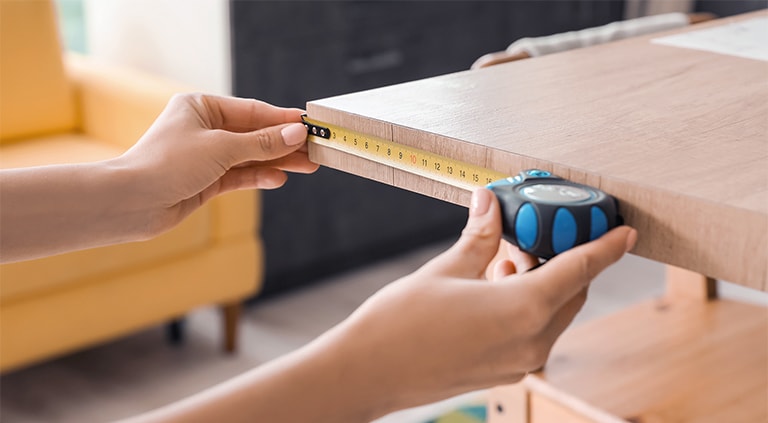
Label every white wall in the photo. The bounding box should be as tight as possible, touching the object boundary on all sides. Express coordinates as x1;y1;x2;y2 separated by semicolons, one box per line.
84;0;231;95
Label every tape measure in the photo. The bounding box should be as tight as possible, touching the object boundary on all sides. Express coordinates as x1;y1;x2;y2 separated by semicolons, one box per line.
302;116;506;191
302;116;622;259
488;170;622;259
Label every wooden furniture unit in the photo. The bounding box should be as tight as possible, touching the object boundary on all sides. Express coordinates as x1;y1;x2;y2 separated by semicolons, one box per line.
305;10;768;422
231;1;625;296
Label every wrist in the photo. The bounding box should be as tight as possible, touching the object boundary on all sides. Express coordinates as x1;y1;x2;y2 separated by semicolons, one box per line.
319;320;400;420
98;156;169;241
286;324;395;422
0;159;160;262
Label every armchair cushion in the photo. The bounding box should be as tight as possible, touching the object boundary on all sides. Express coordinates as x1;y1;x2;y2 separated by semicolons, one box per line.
0;133;212;303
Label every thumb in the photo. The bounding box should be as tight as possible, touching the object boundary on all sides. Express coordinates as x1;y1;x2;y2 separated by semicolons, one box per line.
219;122;308;166
419;189;503;279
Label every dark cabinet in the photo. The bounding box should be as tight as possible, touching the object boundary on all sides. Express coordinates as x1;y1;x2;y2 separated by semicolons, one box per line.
230;1;624;297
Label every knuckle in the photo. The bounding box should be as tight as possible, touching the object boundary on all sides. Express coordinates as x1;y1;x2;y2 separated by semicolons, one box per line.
253;130;278;156
174;92;203;106
169;92;188;104
455;225;498;256
461;224;496;241
170;92;220;128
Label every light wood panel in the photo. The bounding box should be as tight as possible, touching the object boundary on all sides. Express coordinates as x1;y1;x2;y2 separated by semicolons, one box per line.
526;298;768;423
528;394;615;423
487;383;527;423
306;11;768;290
666;265;718;302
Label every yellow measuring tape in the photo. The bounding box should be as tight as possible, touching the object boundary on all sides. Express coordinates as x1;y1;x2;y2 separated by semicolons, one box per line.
303;116;508;191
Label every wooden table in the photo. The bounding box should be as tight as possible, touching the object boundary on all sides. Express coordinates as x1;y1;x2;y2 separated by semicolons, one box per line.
306;10;767;423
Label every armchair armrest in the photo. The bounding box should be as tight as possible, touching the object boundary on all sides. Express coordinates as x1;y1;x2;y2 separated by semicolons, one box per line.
64;52;191;151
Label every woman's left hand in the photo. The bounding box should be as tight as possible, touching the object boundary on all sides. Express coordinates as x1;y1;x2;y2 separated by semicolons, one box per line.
117;93;319;234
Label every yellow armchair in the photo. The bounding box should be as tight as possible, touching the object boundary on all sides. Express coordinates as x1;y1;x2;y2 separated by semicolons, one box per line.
0;0;262;373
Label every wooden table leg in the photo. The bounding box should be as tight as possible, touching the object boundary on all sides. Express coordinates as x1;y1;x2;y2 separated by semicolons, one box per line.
665;265;718;302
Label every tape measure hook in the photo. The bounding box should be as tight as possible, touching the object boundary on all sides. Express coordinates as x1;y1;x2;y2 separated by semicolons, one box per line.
302;115;331;139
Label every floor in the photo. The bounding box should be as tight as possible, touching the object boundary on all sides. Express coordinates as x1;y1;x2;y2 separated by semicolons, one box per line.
1;242;765;423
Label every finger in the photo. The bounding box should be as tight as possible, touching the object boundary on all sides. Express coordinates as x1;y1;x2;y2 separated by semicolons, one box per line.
493;259;517;280
199;94;304;132
218;122;308;166
518;226;636;313
213;167;288;196
418;189;503;279
505;243;540;273
234;152;320;174
485;240;513;280
485;240;539;280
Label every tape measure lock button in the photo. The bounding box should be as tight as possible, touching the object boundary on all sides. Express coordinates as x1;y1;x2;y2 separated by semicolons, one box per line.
526;169;551;178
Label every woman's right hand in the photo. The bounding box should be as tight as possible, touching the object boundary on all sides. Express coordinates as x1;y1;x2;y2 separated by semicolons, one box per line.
333;188;636;418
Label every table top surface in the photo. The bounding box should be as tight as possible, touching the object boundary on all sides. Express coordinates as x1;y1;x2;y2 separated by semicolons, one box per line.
307;11;768;290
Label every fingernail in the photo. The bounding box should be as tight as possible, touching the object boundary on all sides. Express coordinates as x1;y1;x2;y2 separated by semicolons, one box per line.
625;228;637;252
281;123;307;146
470;189;492;217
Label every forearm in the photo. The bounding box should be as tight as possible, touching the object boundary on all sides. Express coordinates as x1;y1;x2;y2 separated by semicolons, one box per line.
130;326;392;423
0;158;155;263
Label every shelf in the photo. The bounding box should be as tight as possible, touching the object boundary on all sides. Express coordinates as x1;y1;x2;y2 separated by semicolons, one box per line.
489;298;768;422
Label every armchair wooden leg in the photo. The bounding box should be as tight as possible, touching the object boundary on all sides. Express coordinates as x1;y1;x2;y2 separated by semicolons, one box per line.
166;317;186;346
220;302;242;353
665;265;718;302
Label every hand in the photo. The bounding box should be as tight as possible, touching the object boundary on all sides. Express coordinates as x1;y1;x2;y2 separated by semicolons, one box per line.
126;188;636;423
334;188;637;416
0;94;319;262
116;93;319;235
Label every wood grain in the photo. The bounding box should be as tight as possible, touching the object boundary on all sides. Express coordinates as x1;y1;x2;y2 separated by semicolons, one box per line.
528;393;618;423
527;298;768;423
487;383;527;423
665;265;718;302
307;11;768;290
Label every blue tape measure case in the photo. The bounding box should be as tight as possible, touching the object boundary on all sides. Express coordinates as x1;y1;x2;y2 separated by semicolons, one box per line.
488;170;622;259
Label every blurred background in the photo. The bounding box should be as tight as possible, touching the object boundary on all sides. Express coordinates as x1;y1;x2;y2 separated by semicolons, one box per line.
55;0;768;298
1;1;766;422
